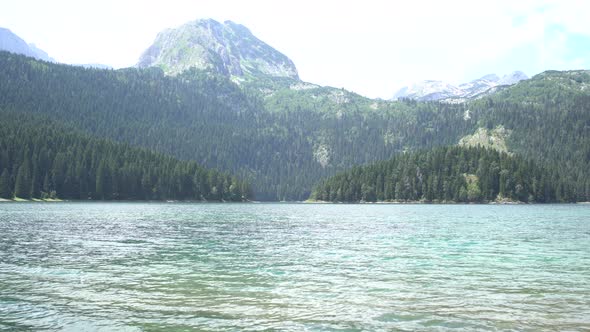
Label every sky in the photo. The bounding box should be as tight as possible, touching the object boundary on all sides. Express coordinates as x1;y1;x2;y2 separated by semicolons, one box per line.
1;0;589;98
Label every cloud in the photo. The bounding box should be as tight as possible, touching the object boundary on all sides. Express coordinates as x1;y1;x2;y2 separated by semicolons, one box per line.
372;0;590;97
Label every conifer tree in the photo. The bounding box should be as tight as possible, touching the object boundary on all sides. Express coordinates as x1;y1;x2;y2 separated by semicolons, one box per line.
0;168;12;199
14;161;31;199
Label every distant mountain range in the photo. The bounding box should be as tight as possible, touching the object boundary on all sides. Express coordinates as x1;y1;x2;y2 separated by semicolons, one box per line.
134;18;531;101
392;71;529;101
0;27;54;61
0;27;113;69
2;22;529;100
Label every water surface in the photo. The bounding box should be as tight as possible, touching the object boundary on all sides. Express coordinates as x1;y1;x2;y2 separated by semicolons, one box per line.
1;203;589;331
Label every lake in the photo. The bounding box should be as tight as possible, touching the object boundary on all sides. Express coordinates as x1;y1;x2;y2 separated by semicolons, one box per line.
0;203;589;331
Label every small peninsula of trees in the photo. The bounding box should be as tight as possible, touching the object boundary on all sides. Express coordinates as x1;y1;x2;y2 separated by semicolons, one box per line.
311;146;588;203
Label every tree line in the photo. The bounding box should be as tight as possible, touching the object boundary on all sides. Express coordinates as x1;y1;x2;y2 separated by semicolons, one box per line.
0;112;252;201
311;146;588;203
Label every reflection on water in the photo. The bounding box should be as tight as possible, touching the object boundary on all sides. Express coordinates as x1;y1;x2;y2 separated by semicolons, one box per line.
0;203;589;331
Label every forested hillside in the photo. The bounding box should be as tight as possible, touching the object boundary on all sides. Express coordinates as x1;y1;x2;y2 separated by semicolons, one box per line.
0;52;588;201
467;70;590;171
0;52;472;200
311;146;587;203
0;111;251;201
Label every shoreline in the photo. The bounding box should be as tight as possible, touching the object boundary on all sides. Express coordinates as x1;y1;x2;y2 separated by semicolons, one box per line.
0;198;253;203
2;198;588;205
304;199;589;205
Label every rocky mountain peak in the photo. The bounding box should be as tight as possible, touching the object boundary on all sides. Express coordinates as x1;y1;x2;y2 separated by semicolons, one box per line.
136;18;299;80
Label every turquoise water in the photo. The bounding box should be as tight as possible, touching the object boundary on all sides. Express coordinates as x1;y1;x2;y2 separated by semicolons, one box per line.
0;203;589;331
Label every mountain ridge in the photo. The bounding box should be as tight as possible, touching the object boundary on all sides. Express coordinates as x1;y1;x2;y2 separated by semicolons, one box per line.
393;71;528;101
0;27;53;61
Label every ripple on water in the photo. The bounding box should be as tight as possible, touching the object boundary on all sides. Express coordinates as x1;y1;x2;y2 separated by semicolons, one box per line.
0;203;589;331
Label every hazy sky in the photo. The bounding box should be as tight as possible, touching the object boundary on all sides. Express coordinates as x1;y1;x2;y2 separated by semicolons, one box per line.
1;0;589;98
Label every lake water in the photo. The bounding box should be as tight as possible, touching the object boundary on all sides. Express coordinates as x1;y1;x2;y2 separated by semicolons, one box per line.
0;203;589;331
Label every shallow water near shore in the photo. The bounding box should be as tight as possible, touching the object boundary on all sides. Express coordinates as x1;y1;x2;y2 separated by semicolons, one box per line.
1;203;589;331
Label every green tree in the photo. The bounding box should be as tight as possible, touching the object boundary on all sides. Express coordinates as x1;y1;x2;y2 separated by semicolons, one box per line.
0;168;12;199
14;161;32;199
95;162;111;200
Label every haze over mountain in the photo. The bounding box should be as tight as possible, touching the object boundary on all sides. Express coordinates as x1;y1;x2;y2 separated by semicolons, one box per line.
137;18;299;81
0;27;116;70
0;27;53;62
393;71;529;101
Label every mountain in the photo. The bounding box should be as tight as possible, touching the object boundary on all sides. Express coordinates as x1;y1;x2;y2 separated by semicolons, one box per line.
393;71;528;101
0;27;114;68
137;18;299;80
498;71;528;85
27;43;54;62
0;27;53;61
0;51;472;200
393;80;463;101
0;44;588;201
